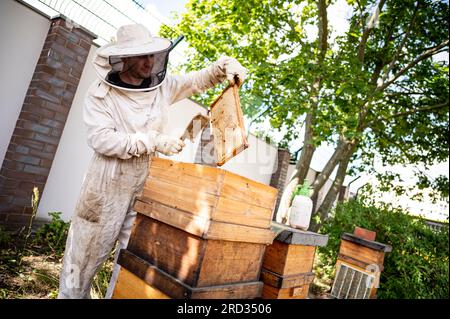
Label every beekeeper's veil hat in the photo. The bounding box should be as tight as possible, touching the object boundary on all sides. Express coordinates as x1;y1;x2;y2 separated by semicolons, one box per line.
93;24;180;92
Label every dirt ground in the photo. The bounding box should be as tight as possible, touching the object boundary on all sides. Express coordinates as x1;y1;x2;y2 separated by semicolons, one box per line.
0;234;113;299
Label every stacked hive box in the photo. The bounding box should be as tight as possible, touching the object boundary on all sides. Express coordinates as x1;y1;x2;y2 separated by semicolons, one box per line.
260;222;329;299
331;227;392;299
112;157;278;299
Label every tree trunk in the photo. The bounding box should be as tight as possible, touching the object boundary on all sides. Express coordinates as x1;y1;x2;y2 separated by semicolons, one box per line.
309;147;355;232
273;0;328;224
310;138;349;198
275;114;315;223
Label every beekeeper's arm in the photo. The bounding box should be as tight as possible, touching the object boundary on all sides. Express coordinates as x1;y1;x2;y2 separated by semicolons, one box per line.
167;56;247;104
84;94;184;159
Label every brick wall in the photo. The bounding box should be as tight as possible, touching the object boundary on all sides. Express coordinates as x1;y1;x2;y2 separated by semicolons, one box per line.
0;17;95;230
270;148;291;216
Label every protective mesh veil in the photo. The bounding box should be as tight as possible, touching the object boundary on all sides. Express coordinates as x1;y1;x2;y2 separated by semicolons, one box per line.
106;50;170;91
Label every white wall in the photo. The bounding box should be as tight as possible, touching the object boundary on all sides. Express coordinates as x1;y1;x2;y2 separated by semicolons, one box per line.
0;0;50;166
36;45;97;222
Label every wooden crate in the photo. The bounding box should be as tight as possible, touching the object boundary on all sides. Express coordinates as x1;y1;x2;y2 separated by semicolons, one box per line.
137;157;278;233
116;157;279;298
260;223;329;299
260;268;315;299
332;232;392;299
127;214;269;288
113;249;263;299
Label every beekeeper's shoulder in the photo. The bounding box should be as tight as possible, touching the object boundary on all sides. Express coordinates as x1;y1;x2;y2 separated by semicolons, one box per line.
87;79;110;100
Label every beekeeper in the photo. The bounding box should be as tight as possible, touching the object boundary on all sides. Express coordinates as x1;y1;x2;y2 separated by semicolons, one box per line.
57;23;247;299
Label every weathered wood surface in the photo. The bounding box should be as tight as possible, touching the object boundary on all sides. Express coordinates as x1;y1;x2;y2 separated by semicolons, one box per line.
134;201;276;244
262;283;310;299
271;222;329;247
339;239;386;266
117;249;263;299
262;240;316;276
260;268;315;289
341;233;392;252
112;268;170;299
127;215;268;287
210;84;248;166
138;157;278;233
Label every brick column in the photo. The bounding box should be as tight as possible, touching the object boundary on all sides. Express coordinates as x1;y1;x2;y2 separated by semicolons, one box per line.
270;148;291;217
0;17;95;230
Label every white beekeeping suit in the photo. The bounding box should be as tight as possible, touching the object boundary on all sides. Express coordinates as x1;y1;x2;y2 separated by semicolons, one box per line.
57;24;247;299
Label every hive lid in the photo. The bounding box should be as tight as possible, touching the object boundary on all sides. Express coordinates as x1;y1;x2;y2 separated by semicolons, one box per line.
210;84;249;166
270;222;329;247
341;233;392;253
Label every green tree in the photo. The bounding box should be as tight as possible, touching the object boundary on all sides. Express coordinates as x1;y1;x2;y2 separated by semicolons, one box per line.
162;0;449;230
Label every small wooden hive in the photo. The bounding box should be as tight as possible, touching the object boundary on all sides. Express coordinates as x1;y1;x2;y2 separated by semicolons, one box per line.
330;227;392;299
112;157;278;299
260;222;329;299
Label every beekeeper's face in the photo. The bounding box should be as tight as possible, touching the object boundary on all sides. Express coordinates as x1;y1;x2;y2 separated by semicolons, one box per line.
122;54;155;79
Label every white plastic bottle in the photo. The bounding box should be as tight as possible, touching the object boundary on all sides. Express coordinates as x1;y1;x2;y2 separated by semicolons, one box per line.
289;194;313;230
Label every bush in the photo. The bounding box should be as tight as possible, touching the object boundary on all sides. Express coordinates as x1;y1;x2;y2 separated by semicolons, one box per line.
316;199;449;299
33;212;70;256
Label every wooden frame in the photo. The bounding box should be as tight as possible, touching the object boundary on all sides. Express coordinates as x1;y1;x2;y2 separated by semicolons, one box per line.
210;84;249;166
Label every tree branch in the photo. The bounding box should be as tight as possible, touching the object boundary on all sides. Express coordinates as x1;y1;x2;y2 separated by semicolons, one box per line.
357;0;387;63
367;100;449;127
381;1;421;84
378;39;450;91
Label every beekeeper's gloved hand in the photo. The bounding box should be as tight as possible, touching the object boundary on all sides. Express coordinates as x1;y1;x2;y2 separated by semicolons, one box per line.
218;56;247;86
153;133;185;156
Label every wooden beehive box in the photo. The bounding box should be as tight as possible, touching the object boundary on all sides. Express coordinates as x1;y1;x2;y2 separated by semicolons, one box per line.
113;249;264;299
261;222;329;299
113;157;279;299
331;229;392;299
135;157;278;238
210;84;249;166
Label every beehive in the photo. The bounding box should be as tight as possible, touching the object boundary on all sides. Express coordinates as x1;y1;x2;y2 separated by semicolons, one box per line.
260;222;329;299
112;157;278;299
331;228;392;299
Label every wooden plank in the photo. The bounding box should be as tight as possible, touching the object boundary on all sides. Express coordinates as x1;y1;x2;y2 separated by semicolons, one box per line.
118;249;263;299
213;196;273;229
126;214;205;287
262;240;316;275
221;171;278;210
206;221;276;244
196;240;266;287
149;156;223;183
148;165;222;197
260;268;315;289
337;254;384;272
139;178;218;218
127;214;271;287
134;200;210;238
261;284;310;299
210;84;249;166
340;239;386;266
135;201;275;244
112;268;170;299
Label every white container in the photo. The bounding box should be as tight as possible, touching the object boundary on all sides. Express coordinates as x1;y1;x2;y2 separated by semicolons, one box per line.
289;195;313;230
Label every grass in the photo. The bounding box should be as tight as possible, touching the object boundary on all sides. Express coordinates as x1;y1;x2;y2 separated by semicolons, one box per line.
0;230;113;299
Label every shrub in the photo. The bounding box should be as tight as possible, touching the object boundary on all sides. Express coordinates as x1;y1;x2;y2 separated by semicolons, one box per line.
317;199;449;299
33;212;70;256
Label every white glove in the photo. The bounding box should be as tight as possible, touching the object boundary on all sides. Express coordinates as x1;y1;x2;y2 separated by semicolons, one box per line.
218;56;247;86
154;133;185;156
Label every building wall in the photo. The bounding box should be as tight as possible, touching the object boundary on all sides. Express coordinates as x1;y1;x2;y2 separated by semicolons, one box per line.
0;0;51;167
